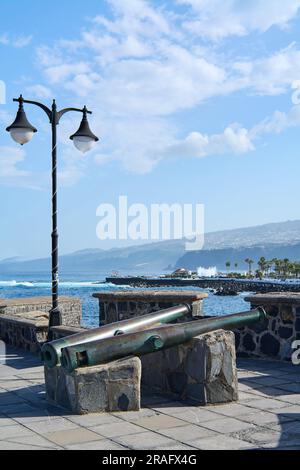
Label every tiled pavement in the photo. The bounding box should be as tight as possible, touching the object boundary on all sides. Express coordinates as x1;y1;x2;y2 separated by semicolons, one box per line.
0;347;300;450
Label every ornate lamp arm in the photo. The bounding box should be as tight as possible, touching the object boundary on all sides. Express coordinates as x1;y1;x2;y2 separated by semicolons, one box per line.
13;95;52;121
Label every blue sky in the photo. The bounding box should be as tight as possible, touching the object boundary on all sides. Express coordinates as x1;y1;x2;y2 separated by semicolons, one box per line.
1;0;300;259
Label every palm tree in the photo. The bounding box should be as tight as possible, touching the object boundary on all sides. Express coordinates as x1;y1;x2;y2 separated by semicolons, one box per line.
225;261;231;273
245;258;254;276
234;262;238;271
258;257;267;276
283;258;290;278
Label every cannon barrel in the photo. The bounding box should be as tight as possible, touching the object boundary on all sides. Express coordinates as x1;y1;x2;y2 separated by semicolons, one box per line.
61;307;266;372
42;303;191;367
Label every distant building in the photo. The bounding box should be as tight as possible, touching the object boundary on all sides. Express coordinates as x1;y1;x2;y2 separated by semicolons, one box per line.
171;268;191;278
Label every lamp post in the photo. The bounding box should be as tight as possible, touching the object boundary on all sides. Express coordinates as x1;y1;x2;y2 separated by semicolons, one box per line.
6;95;99;339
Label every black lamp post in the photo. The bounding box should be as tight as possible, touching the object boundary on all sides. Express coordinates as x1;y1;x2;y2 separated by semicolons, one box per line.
6;95;99;339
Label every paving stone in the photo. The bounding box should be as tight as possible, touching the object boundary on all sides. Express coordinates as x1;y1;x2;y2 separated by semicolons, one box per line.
239;376;288;389
240;411;291;426
0;402;39;416
200;417;256;434
243;377;292;387
206;403;257;418
276;394;300;405
66;439;127;450
151;402;190;415
159;424;216;443
170;408;221;424
156;443;198;450
43;428;103;446
0;379;32;390
270;405;300;419
0;393;27;406
238;391;261;402
66;413;122;427
0;441;54;450
245;386;291;398
9;407;58;423
112;408;158;422
115;431;174;450
245;398;292;411
190;435;258;450
0;424;34;440
276;383;300;393
0;416;18;426
89;421;145;438
241;429;284;445
26;417;79;434
134;414;187;430
261;441;300;450
6;434;60;449
269;420;300;435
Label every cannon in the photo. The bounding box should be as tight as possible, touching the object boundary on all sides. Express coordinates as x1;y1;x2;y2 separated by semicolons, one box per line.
61;307;266;372
42;303;191;367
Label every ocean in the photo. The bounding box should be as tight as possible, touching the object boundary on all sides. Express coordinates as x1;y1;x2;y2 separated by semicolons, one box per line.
0;272;252;328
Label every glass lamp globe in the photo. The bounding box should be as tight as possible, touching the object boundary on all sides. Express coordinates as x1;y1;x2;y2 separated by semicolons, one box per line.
72;136;97;154
9;128;35;145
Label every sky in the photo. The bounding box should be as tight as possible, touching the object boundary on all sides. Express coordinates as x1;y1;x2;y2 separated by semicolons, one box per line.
1;0;300;259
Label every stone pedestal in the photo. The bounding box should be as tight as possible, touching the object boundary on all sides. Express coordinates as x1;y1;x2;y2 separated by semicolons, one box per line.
44;356;141;414
44;329;238;414
141;330;238;404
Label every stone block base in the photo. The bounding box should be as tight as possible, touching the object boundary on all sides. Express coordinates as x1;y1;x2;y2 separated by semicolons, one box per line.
141;330;238;405
44;356;141;414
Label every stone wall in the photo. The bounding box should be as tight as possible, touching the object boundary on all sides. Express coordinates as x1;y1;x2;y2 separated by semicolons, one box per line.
142;330;238;405
235;293;300;361
92;290;207;325
0;311;48;353
0;296;82;353
106;276;300;293
0;296;81;327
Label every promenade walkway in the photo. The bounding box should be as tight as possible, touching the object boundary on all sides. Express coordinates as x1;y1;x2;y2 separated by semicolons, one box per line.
0;347;299;450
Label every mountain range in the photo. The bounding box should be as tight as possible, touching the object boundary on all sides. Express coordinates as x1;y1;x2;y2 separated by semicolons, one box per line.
1;219;300;276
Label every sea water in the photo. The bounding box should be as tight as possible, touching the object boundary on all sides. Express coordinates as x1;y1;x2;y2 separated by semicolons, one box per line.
0;272;251;328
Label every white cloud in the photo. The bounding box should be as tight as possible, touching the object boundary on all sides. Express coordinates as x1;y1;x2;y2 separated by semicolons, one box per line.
139;123;254;166
178;0;300;40
0;146;36;188
25;84;53;99
233;43;300;95
22;0;300;179
0;34;33;48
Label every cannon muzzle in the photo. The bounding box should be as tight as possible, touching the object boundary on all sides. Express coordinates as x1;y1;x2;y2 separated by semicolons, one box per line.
61;307;266;372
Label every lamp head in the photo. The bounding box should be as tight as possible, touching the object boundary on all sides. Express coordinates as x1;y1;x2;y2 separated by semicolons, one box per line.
6;95;37;145
70;106;99;153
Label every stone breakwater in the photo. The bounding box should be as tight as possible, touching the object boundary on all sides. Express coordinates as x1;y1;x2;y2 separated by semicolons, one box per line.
106;277;300;293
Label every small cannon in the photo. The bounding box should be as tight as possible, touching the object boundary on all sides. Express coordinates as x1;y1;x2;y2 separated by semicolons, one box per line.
59;307;266;372
42;304;191;368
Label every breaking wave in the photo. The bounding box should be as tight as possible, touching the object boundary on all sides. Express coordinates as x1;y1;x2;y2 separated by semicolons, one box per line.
0;280;130;289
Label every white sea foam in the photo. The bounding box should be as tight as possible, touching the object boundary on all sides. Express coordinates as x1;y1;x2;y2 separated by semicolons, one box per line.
0;280;34;287
197;266;218;277
0;280;130;289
